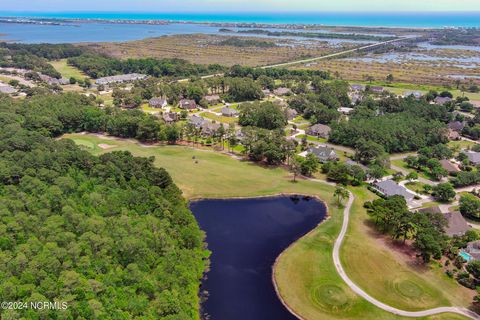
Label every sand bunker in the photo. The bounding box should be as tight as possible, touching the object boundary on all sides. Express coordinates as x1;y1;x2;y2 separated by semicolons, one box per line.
98;144;116;150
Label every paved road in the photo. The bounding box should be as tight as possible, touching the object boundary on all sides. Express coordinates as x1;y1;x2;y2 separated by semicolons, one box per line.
261;37;409;69
176;37;409;82
332;190;480;319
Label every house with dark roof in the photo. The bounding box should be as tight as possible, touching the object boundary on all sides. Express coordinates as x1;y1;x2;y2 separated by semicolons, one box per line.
189;115;205;128
179;99;198;110
201;121;221;136
417;206;442;214
464;150;480;166
149;97;167;108
443;212;471;237
306;124;331;139
285;108;298;120
439;160;461;174
162;112;178;124
370;86;384;94
434;96;452;105
373;179;415;202
308;146;338;162
350;84;364;92
345;159;368;171
448;121;465;133
221;107;239;117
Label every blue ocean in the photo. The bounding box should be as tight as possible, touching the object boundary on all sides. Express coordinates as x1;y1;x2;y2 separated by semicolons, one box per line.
0;12;479;44
2;11;480;27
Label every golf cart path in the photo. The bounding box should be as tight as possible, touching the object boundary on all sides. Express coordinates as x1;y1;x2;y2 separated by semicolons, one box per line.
332;190;480;319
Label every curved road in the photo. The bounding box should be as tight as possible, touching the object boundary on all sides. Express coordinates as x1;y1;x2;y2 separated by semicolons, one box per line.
332;191;480;319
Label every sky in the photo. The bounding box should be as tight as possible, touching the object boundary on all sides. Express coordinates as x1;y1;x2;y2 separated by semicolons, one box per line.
2;0;480;13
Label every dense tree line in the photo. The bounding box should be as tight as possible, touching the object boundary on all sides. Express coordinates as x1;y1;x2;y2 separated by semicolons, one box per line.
226;64;330;80
365;196;447;262
238;101;287;130
241;127;296;164
329;96;450;153
68;55;226;79
0;93;206;318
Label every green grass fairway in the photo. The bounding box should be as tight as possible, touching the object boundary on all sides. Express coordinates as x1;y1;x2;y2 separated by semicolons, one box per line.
50;59;88;79
64;133;472;320
340;188;473;311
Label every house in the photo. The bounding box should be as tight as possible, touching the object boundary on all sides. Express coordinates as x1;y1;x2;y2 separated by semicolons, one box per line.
149;97;167;108
162;112;178;123
403;91;423;99
434;96;452;105
95;73;148;85
262;89;273;97
189;115;205;127
306;124;331;139
345;159;368;171
370;86;384;94
462;240;480;261
205;94;221;105
448;129;461;141
40;74;69;86
308;146;338;162
373;179;415;202
443;211;471;237
417;206;442;214
448;121;465;133
350;93;363;105
273;98;288;108
464;150;480;166
338;107;354;115
201;121;221;136
439;159;461;174
221;107;239;117
273;87;291;96
284;108;298;120
350;84;364;92
179;99;198;110
0;85;17;94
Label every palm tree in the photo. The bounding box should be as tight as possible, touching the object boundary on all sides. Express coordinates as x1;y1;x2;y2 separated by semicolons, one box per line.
334;186;349;206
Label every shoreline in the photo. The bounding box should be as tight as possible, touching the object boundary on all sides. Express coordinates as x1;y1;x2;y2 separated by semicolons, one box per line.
0;15;476;30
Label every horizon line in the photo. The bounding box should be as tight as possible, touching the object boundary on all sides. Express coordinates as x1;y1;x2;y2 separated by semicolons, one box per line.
2;10;480;14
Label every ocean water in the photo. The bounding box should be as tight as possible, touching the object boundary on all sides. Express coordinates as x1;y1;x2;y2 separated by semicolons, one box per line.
0;22;376;44
1;11;480;27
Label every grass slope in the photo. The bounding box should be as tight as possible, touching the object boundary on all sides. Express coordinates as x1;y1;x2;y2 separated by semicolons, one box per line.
50;59;88;79
64;133;471;320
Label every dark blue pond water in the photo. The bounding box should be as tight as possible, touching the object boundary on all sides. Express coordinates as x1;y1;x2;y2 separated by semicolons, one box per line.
190;196;327;320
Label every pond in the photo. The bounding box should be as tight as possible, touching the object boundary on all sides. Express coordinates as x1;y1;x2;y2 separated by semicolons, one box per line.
190;195;327;320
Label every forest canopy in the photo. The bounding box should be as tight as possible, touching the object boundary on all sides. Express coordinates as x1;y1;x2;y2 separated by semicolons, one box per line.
0;93;206;319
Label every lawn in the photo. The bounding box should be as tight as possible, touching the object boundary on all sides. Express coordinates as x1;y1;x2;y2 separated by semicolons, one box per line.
198;111;237;125
340;188;473;311
448;140;477;151
50;59;88;80
64;133;472;320
391;159;435;181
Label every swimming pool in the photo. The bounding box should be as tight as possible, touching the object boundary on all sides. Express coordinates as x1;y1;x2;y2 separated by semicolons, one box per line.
460;250;473;262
